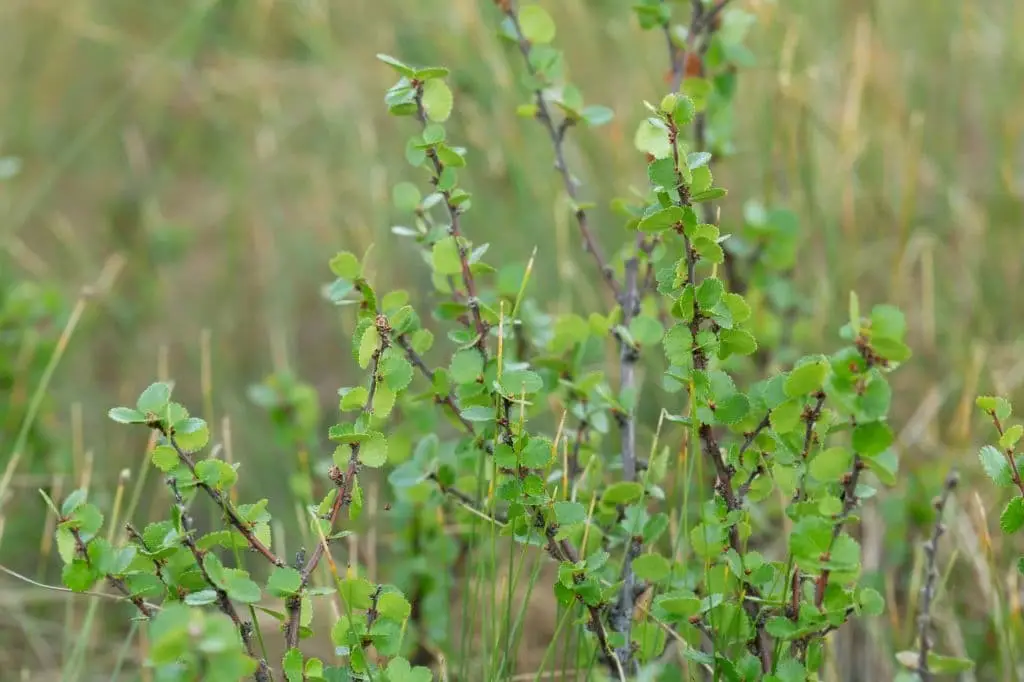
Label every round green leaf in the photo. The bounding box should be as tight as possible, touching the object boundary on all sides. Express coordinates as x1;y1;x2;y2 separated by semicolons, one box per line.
359;432;388;468
784;356;828;397
450;348;484;384
1000;497;1024;534
809;447;852;482
268;567;303;597
519;4;556;44
137;382;172;415
851;421;893;456
632;553;670;582
499;369;543;396
422;79;453;122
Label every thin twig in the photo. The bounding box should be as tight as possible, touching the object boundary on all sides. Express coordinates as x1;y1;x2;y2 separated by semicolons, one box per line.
412;88;490;353
0;562;160;613
499;2;621;301
395;334;477;436
917;470;959;681
159;429;284;568
67;527;155;619
285;315;390;648
168;479;272;682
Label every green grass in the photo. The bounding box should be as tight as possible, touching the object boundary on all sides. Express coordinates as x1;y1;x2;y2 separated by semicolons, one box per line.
2;0;1024;679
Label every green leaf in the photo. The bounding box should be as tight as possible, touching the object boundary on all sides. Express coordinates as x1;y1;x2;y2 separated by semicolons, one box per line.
421;79;453;122
638;206;684;233
392;182;422;213
499;370;544;396
695;277;723;310
870;304;906;340
632;553;670;582
173;417;210;453
151;444;179;472
108;407;146;424
979;445;1014;487
358;326;380;369
380;351;414;392
69;503;104;537
450;349;483;384
663;324;693;365
224;569;263;603
851;421;893;456
693;237;724;264
268;567;303;597
999;424;1023;449
554;501;586;525
373;383;397;417
519;4;556;44
62;559;100;592
977;395;1012;421
602;481;644;506
359;432;389;468
375;53;415;77
432;236;463;275
339;577;375;609
784;356;828;397
137;382;172;415
628;316;664;346
582;105;613;127
720;329;757;358
376;591;412;623
809;447;852;482
184;589;219;606
691;188;727;202
858;587;885;616
339;386;369;411
56;527;75;563
723;293;751;323
1000;497;1024;534
672;95;695;126
283;648;304;682
714;393;750;425
461;406;495;422
61;489;88;516
329;251;361;280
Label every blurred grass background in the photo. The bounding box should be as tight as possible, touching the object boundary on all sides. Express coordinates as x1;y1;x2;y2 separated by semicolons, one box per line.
2;0;1024;678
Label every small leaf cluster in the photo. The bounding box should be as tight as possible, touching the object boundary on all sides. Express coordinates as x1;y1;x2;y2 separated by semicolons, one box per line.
976;395;1024;566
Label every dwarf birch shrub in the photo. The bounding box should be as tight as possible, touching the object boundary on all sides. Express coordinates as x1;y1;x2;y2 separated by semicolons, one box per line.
47;2;978;681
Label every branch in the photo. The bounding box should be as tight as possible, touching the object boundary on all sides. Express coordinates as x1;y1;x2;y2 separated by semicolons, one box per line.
814;455;864;608
917;470;959;681
67;528;156;620
395;333;477;437
541;516;626;682
609;249;642;670
667;112;772;672
285;315;390;648
412;87;490;353
499;3;621;302
169;479;272;682
160;429;284;568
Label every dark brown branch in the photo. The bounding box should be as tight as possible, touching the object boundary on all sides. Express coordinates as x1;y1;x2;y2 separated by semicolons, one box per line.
156;429;284;568
168;479;271;682
395;334;477;436
917;470;959;681
814;455;864;608
412;89;490;353
285;317;390;648
69;527;155;620
500;3;621;302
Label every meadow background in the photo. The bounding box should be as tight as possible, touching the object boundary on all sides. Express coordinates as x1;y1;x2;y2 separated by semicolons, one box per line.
1;0;1023;679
